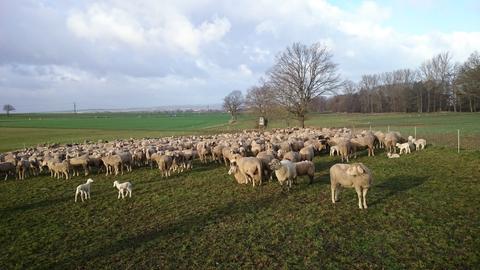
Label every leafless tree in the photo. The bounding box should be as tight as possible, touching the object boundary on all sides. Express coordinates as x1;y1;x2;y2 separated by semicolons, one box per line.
245;82;276;118
455;51;480;112
268;42;341;127
223;90;243;121
3;104;15;116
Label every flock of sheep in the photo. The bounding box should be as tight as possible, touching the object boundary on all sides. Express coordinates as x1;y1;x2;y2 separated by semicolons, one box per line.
0;127;427;209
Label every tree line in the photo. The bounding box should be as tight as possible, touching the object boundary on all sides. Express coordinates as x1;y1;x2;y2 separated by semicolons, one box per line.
224;43;480;127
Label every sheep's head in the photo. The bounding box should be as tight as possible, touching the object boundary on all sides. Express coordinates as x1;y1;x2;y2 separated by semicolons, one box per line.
269;159;282;171
87;178;94;183
113;180;118;187
228;162;238;175
346;164;365;176
395;143;401;147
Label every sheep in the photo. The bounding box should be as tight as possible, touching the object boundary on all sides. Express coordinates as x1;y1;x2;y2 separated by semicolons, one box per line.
0;162;16;180
256;150;275;181
16;158;30;180
228;155;263;187
52;159;71;179
151;154;173;177
387;152;400;158
211;145;225;163
337;139;353;163
412;138;427;150
294;160;315;184
75;178;94;202
384;132;405;153
299;146;314;161
350;133;376;157
330;163;372;209
113;180;133;199
396;142;411;154
101;155;122;176
269;159;296;190
70;155;90;176
282;151;301;162
329;145;340;156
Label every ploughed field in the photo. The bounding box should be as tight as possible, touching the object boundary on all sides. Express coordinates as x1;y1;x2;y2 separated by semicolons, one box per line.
0;112;479;268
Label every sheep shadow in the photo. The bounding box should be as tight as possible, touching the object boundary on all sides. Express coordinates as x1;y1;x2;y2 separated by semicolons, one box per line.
0;196;72;215
369;175;428;207
52;193;284;268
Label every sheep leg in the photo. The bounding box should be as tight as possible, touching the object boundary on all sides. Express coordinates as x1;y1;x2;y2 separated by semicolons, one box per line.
118;190;121;199
355;186;363;209
128;189;132;198
362;188;368;209
75;190;79;202
331;186;336;204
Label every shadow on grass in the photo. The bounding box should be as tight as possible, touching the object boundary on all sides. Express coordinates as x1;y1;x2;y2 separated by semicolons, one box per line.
52;193;284;268
369;175;428;207
0;196;72;214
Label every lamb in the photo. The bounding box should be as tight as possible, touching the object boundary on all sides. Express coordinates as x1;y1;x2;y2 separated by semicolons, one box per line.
412;138;427;150
294;160;315;184
75;178;94;202
269;159;297;190
113;180;133;199
330;163;372;209
329;145;340;156
387;152;400;158
396;142;411;154
228;155;263;186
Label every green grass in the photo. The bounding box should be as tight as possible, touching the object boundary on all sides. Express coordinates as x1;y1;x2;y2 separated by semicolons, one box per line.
1;147;479;269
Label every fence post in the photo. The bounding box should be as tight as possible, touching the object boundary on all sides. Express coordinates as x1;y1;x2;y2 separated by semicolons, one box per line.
457;129;460;153
387;125;390;132
414;126;417;139
369;125;372;131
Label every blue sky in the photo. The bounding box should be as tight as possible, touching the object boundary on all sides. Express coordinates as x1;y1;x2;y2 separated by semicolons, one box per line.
0;0;479;112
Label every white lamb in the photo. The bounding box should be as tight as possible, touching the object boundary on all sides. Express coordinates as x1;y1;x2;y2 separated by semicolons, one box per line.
387;152;400;158
329;145;340;156
396;142;411;154
75;178;94;203
113;180;133;199
412;138;427;150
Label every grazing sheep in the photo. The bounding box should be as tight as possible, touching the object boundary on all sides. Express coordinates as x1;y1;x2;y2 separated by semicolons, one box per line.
152;154;173;177
350;133;376;157
387;152;400;158
256;150;275;181
113;180;133;199
384;132;405;153
70;155;90;176
396;142;411;154
412;138;427;150
330;163;372;209
294;161;315;184
337;139;352;163
228;155;263;187
75;178;94;202
16;158;30;180
0;162;16;180
101;155;122;176
269;159;296;190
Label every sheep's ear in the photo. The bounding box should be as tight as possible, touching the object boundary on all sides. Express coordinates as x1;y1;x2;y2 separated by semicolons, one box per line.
356;165;364;175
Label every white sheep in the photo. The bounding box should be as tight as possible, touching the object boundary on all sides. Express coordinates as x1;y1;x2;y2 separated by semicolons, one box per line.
387;152;400;158
75;178;94;202
396;142;411;154
412;138;427;150
330;163;372;209
269;159;297;190
329;145;340;156
113;180;133;199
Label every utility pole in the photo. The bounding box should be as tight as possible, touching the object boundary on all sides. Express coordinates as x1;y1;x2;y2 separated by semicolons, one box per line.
74;102;77;114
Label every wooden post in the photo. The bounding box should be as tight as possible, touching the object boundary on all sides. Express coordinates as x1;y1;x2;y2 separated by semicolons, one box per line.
387;125;390;132
457;129;460;153
369;125;372;131
414;126;417;139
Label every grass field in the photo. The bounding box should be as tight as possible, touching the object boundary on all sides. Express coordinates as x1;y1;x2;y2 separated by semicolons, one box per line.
0;112;479;269
1;148;479;269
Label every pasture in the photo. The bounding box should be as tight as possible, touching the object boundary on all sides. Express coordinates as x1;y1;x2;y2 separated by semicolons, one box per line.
0;112;479;269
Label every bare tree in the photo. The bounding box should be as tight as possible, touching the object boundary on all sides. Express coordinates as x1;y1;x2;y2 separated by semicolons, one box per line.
455;51;480;112
268;42;341;127
3;104;15;116
223;90;243;121
245;82;276;118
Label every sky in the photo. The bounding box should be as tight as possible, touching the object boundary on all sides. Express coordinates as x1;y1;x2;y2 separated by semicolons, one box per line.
0;0;479;112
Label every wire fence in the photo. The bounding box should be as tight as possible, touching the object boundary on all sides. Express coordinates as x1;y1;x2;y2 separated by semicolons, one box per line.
351;125;479;152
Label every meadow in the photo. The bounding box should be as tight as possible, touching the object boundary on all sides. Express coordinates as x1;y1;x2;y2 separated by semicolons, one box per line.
0;112;479;269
